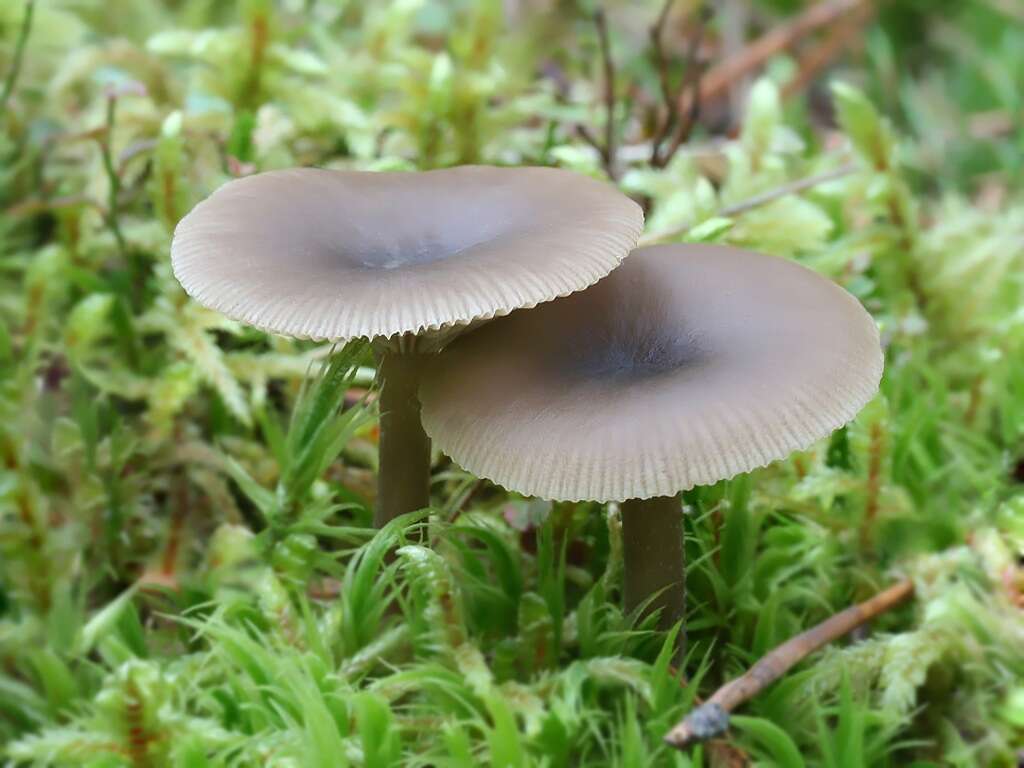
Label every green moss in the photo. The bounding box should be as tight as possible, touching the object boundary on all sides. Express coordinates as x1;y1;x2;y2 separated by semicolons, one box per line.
1;1;1022;765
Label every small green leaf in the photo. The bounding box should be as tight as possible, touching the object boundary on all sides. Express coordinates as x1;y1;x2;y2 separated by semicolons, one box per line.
732;715;806;768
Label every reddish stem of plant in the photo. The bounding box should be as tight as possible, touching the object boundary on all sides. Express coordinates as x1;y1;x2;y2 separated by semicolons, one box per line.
859;421;884;550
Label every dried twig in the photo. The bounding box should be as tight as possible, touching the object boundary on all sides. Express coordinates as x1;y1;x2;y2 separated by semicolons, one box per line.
679;0;868;116
665;578;915;750
577;8;619;180
719;0;751;125
783;1;874;99
649;0;682;166
595;10;616;175
719;162;857;217
651;2;712;168
650;0;678;110
0;0;35;115
639;162;857;245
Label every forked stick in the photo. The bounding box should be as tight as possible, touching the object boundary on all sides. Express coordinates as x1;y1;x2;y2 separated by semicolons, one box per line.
664;578;915;750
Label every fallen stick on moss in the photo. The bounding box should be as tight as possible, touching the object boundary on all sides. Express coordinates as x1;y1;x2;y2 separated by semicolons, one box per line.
664;577;915;750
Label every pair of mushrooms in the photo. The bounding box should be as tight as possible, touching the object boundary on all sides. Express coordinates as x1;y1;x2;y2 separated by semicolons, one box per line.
172;166;882;627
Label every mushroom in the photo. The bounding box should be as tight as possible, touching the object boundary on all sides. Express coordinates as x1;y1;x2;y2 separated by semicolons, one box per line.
171;166;643;526
418;244;883;628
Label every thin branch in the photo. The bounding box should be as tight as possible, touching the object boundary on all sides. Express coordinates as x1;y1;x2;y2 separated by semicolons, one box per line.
0;0;35;115
651;3;712;168
595;9;616;175
783;2;874;99
719;162;857;217
639;162;857;246
658;7;710;167
664;578;915;750
678;0;867;117
719;0;751;124
649;0;680;164
577;8;620;180
575;123;604;155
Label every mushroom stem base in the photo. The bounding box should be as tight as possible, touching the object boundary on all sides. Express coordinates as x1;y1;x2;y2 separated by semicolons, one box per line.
621;495;686;637
375;349;432;528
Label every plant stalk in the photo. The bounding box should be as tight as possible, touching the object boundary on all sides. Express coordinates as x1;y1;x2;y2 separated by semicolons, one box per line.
0;0;35;116
621;495;686;633
375;349;431;527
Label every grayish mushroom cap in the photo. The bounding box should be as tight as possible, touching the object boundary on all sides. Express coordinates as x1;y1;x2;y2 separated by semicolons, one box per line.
171;166;643;341
419;244;883;502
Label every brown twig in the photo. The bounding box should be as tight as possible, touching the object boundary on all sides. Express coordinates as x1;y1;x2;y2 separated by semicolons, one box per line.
719;162;857;217
651;3;712;168
648;0;681;166
577;8;619;180
650;0;678;112
783;1;874;99
596;10;616;173
679;0;867;117
664;577;915;750
639;161;857;245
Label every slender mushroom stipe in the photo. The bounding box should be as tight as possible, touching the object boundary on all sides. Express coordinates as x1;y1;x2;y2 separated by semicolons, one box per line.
420;244;883;628
375;345;432;528
170;165;643;526
621;496;685;630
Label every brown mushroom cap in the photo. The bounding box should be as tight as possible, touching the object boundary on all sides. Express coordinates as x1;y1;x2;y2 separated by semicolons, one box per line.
171;166;643;341
419;244;883;502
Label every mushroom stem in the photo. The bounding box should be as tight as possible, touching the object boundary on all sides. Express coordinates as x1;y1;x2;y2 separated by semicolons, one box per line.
621;495;686;635
375;349;432;527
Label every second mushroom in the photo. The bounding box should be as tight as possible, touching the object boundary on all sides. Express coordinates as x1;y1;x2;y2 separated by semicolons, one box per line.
418;244;883;632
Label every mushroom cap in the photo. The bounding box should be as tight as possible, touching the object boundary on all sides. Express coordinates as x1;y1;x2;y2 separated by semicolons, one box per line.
171;166;643;341
419;244;883;502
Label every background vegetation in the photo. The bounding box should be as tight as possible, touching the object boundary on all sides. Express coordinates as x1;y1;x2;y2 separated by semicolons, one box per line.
1;0;1022;765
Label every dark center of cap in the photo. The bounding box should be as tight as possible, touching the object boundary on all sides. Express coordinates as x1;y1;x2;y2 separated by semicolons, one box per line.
549;278;709;382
